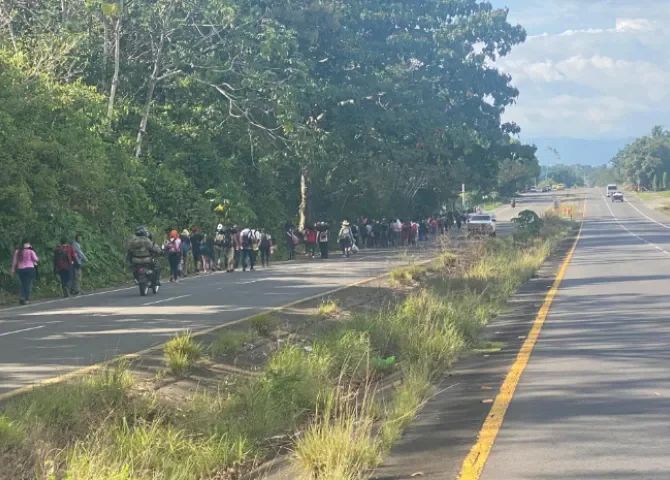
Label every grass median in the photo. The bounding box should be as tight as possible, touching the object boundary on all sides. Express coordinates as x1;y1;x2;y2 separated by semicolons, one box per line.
0;215;575;480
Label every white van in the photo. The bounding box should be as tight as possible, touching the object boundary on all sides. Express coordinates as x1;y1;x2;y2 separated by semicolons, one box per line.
607;184;617;197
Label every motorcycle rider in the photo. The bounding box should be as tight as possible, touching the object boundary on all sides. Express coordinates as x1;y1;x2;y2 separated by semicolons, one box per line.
126;226;163;284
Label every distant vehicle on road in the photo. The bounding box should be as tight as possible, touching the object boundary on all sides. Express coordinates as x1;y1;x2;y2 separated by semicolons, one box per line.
541;186;551;192
467;214;496;238
529;187;538;193
551;184;557;190
556;184;565;191
606;184;617;197
612;191;624;202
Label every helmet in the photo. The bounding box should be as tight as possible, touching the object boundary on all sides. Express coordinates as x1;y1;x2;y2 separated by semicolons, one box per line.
135;226;148;237
217;224;224;231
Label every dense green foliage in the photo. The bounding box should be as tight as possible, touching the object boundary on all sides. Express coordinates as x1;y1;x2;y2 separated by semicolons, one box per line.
0;0;538;292
612;126;670;189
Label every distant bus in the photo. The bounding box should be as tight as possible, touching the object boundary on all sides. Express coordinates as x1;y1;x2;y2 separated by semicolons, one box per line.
607;184;617;197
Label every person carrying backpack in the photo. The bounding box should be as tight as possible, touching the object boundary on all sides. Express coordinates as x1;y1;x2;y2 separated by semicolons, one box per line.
303;225;317;258
338;220;353;257
259;229;272;267
240;227;254;272
53;238;76;297
165;230;182;282
214;224;227;271
317;222;329;259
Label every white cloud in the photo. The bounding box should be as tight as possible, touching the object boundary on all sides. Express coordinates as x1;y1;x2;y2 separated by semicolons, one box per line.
495;2;670;139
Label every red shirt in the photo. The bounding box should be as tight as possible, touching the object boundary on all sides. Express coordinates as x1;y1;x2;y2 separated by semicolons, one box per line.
54;244;76;272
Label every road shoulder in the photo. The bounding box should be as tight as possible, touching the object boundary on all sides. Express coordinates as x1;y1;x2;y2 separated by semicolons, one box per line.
371;229;579;480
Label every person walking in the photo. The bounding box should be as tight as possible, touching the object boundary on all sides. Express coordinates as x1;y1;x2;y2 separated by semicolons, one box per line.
53;238;76;297
285;223;297;260
338;220;354;257
11;239;39;305
259;229;272;267
165;230;182;283
240;227;256;271
303;225;317;258
232;225;241;270
220;227;234;272
71;234;87;295
179;229;191;277
190;227;203;273
214;224;227;271
317;222;329;259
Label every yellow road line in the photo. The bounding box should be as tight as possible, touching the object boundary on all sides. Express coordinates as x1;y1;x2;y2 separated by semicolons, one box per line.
0;255;436;403
457;198;587;480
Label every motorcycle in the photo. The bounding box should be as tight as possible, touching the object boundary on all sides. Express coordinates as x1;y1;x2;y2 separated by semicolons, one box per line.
133;263;160;296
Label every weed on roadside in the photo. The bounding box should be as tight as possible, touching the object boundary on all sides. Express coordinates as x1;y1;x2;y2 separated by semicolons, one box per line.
164;331;202;376
249;313;279;336
210;329;258;357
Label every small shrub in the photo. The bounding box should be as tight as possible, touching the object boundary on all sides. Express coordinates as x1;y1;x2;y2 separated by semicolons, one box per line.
0;415;25;448
294;390;380;480
318;300;339;316
249;313;279;336
210;329;258;357
164;331;202;375
389;265;427;284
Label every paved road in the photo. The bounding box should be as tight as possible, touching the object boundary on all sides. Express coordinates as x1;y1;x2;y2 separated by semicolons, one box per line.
0;193;563;396
480;188;670;479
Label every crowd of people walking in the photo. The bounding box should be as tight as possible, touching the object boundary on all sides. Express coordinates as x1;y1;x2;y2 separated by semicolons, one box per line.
9;211;470;305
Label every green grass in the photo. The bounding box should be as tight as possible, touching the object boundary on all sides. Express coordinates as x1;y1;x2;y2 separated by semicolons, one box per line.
318;299;339;316
164;331;203;376
638;190;670;200
389;265;428;284
293;389;381;480
0;215;573;480
249;312;279;336
210;329;258;357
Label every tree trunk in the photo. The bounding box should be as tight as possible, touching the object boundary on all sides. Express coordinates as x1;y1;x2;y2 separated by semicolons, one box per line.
135;32;164;158
101;14;109;83
106;0;122;123
298;167;310;232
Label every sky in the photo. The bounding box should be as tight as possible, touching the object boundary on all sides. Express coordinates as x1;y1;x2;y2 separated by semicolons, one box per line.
493;0;669;164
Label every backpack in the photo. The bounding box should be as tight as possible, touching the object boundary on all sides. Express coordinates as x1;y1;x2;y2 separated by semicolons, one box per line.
223;232;232;248
339;227;351;240
55;246;70;272
318;231;328;242
167;238;180;255
260;234;271;248
241;231;251;249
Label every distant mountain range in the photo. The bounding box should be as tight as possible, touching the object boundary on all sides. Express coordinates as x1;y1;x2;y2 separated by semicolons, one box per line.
523;137;635;167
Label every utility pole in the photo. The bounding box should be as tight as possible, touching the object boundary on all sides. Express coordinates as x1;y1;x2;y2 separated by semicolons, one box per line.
462;183;465;209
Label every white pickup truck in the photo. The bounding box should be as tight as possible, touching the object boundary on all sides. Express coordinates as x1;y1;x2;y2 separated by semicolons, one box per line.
467;214;497;237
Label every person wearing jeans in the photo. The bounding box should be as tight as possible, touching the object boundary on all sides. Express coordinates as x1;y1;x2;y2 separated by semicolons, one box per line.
72;233;87;295
11;239;39;305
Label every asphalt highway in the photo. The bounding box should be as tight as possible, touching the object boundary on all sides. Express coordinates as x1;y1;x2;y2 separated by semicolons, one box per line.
480;188;670;479
0;194;560;396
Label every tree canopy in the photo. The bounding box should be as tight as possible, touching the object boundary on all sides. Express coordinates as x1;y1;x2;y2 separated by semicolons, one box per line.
0;0;538;286
612;126;670;188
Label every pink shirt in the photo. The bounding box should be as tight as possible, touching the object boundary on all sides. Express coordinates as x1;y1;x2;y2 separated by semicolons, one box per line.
11;248;39;273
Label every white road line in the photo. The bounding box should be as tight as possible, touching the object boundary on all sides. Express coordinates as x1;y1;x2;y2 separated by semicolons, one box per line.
626;198;670;229
142;294;191;306
0;325;45;337
603;195;670;256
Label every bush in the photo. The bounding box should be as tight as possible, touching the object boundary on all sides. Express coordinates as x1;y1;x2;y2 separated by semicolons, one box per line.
210;330;258;357
249;313;279;336
164;331;202;376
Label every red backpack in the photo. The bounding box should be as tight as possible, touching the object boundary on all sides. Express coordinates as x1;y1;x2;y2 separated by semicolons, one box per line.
54;246;71;272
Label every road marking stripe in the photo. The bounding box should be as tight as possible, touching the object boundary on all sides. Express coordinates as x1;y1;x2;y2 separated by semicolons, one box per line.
627;197;670;229
603;195;670;256
457;198;586;480
0;325;45;337
142;294;191;306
